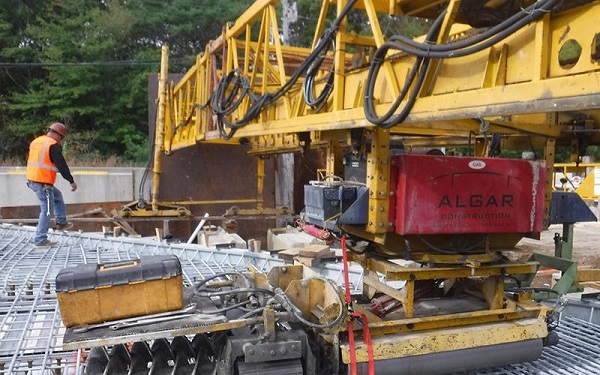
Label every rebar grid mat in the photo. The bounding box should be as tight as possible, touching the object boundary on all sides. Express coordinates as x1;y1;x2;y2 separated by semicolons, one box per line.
464;314;600;375
0;224;362;374
1;224;600;374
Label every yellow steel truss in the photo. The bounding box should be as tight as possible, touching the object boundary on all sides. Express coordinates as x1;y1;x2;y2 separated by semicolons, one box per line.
554;162;600;200
164;0;600;151
158;0;600;229
139;1;600;364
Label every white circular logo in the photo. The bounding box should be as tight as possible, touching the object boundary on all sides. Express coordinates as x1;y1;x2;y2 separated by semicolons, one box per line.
468;160;486;169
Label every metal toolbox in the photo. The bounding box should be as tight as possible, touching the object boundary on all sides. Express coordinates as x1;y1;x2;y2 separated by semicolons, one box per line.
55;255;183;327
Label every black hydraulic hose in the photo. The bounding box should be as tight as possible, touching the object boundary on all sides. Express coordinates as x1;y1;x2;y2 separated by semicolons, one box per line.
417;234;487;254
388;0;559;55
138;132;153;205
364;10;445;128
363;0;561;129
506;287;559;295
503;274;522;287
204;288;276;297
240;307;265;319
273;0;357;103
303;59;335;112
303;38;335;112
194;272;252;294
385;0;559;59
488;133;502;157
199;299;250;315
211;71;244;116
136;104;160;206
211;0;358;139
273;278;345;330
211;70;258;139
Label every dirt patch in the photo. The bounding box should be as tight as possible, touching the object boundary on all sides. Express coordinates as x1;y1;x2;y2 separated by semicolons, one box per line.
515;222;600;268
501;222;599;288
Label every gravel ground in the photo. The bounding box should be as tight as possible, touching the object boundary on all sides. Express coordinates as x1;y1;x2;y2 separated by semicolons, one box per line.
515;221;600;267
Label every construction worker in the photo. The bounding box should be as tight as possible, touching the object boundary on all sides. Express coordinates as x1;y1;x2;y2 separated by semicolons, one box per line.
26;122;78;247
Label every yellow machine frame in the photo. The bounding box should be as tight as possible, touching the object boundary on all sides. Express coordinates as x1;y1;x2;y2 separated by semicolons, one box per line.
159;0;600;224
554;162;600;200
148;0;600;367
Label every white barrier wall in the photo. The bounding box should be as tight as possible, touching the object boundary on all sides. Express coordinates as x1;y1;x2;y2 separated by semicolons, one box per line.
0;167;147;208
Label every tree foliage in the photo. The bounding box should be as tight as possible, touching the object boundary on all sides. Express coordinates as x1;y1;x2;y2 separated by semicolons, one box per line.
287;0;429;48
0;0;252;164
1;0;428;164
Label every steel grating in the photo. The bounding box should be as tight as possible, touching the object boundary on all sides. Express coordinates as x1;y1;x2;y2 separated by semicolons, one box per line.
1;224;599;374
0;224;362;374
465;314;600;375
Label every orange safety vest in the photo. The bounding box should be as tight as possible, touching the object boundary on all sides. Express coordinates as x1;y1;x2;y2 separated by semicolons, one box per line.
26;135;59;184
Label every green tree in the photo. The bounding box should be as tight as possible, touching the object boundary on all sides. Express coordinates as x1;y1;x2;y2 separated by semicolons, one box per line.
1;0;429;164
2;0;153;163
1;0;253;164
287;0;428;48
124;0;254;72
0;0;48;160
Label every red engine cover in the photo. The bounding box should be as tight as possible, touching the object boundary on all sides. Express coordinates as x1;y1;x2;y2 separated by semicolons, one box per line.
392;155;546;235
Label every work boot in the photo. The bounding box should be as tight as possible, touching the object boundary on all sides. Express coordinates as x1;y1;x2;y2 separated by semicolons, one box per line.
35;240;58;248
55;222;74;231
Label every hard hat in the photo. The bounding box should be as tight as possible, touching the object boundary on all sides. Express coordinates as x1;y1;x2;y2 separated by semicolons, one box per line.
48;122;68;138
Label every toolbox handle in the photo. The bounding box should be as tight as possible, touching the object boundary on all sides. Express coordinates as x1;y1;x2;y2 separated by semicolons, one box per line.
99;259;139;271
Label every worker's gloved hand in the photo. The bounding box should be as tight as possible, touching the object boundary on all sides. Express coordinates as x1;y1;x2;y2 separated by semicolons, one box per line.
70;182;78;192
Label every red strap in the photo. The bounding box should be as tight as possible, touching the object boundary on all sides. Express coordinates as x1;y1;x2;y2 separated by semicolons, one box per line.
356;312;375;375
342;235;375;375
341;235;352;305
347;318;358;375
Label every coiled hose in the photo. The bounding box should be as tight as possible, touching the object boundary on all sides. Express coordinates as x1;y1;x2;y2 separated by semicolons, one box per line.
211;0;359;139
363;0;561;129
